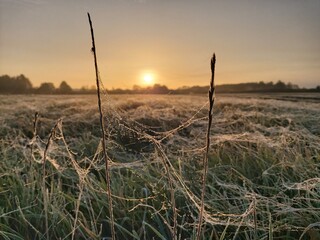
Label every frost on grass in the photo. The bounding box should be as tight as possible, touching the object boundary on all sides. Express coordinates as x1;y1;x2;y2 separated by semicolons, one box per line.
0;93;319;239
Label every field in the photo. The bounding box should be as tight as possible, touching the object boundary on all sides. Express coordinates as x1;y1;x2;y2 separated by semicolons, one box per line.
0;93;320;239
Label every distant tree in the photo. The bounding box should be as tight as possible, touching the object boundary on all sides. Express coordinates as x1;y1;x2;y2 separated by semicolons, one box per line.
132;85;142;91
266;81;274;90
132;85;143;94
14;74;33;93
0;74;32;93
151;84;169;94
291;84;299;89
37;82;55;94
287;82;293;89
0;75;12;93
188;86;207;94
316;86;320;91
274;80;286;90
78;85;96;94
57;81;72;94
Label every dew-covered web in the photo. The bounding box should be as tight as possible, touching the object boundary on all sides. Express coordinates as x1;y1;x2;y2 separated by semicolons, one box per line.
3;76;319;238
90;75;320;235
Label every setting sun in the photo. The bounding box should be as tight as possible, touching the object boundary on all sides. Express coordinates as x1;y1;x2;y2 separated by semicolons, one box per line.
142;73;154;85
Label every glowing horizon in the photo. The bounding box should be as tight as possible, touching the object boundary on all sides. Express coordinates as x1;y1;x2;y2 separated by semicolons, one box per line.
1;1;319;89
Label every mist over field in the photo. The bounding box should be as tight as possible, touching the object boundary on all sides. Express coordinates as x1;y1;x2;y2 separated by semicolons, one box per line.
1;93;319;239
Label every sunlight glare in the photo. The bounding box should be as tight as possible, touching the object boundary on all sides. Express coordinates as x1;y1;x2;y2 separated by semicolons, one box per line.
143;73;154;85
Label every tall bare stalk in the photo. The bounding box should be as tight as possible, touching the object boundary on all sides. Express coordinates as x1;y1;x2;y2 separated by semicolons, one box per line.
196;53;216;240
30;112;38;158
42;118;61;239
87;13;116;240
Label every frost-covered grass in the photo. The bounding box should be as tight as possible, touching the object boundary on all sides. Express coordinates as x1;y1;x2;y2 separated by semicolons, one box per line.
0;93;320;239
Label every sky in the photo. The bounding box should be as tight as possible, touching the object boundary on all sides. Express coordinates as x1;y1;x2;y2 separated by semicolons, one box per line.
0;0;320;89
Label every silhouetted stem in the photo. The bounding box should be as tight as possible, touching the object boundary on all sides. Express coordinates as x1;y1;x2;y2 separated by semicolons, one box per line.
42;118;61;239
87;12;116;240
196;53;216;240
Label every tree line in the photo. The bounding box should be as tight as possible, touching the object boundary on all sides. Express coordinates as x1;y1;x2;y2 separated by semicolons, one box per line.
175;81;304;94
109;81;320;94
1;74;319;94
0;75;73;94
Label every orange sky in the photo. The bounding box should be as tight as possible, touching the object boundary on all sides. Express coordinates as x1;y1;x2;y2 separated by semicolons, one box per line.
0;0;319;89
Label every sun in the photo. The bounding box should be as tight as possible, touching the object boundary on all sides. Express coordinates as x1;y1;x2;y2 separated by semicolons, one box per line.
143;73;154;85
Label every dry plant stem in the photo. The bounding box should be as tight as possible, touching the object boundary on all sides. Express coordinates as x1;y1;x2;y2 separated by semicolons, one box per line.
16;197;42;237
71;182;84;240
30;112;38;158
87;12;116;240
254;197;257;240
41;118;61;239
42;119;61;178
33;112;39;137
29;112;38;188
155;144;177;239
196;53;216;240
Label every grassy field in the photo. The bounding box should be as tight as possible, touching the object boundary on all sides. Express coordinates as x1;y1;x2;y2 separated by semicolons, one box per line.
0;93;319;239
